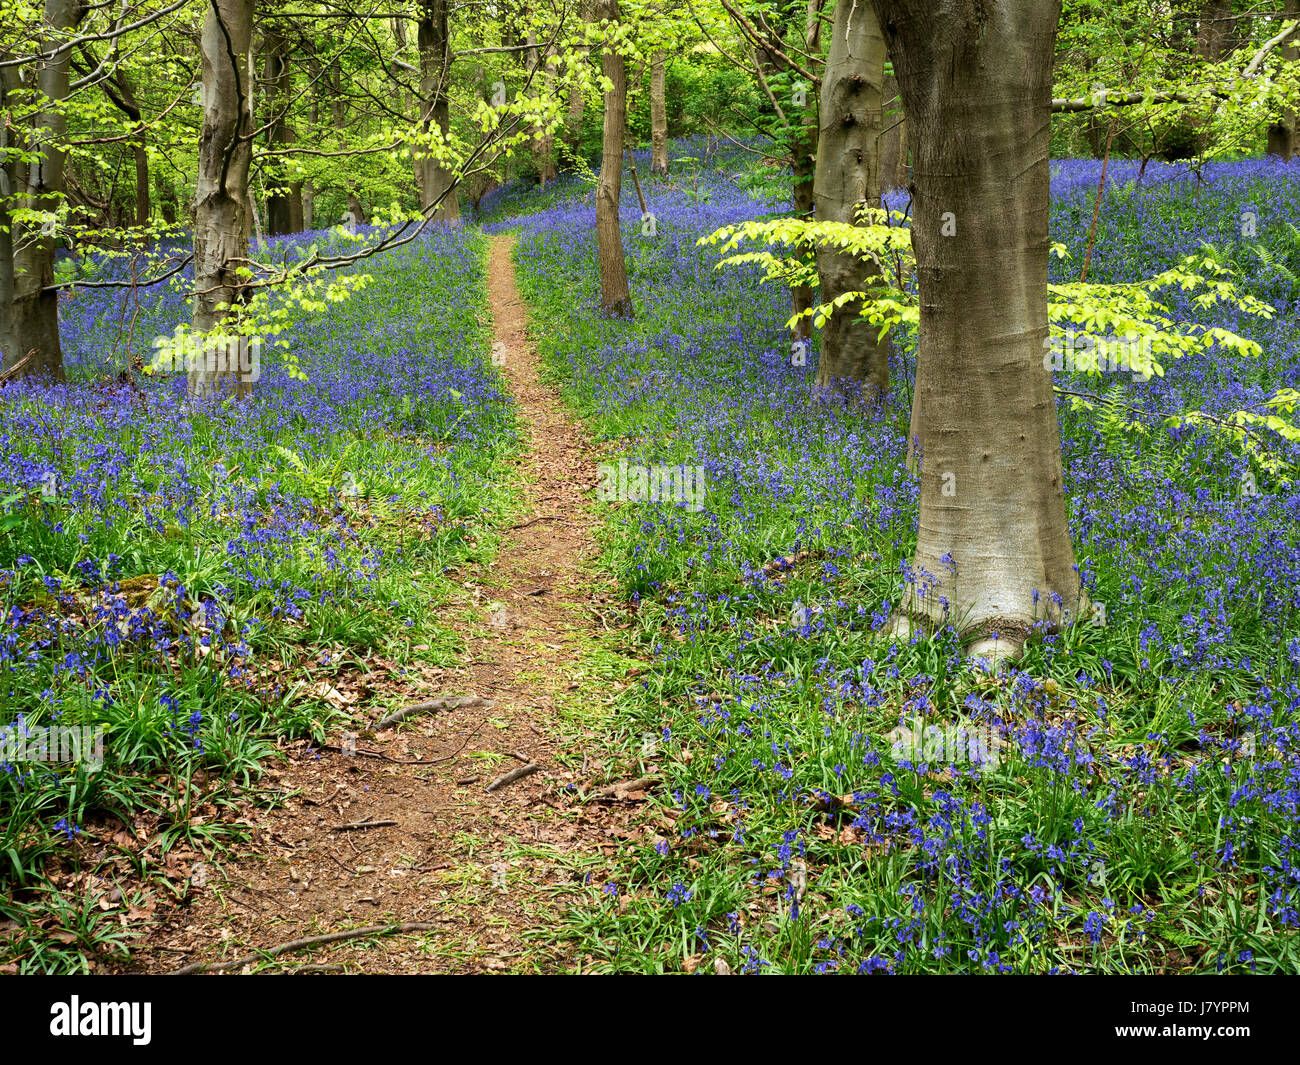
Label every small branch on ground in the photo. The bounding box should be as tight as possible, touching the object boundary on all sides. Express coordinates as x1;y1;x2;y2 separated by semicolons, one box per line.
168;921;438;975
376;694;492;729
485;763;543;792
586;775;660;799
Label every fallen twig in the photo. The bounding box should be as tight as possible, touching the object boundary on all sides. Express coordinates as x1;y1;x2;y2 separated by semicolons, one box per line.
329;819;398;832
322;719;485;766
376;694;491;730
303;784;344;807
485;762;543;792
587;775;660;799
168;921;438;974
508;514;563;530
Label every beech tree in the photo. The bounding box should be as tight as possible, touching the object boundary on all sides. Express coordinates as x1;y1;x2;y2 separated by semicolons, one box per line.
263;25;302;236
1267;0;1300;159
595;0;633;317
649;48;668;174
872;0;1083;653
0;0;86;381
190;0;254;395
709;0;824;338
812;0;889;401
418;0;460;222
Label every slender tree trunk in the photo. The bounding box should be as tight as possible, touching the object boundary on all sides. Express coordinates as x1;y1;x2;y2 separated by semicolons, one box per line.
103;70;151;228
779;2;822;342
875;0;1082;651
329;62;364;224
560;78;586;169
0;0;84;380
877;72;908;187
264;30;301;235
650;49;669;175
191;0;254;396
131;140;150;228
418;0;460;222
155;170;178;224
595;0;633;317
527;33;559;186
813;0;889;403
1267;0;1300;159
1196;0;1233;61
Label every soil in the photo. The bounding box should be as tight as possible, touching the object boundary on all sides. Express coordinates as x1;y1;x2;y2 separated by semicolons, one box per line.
115;234;645;974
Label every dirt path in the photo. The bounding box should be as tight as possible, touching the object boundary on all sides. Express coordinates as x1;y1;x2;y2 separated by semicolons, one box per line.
125;234;635;974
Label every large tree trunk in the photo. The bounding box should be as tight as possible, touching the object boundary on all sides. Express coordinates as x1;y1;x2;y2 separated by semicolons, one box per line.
595;0;633;317
417;0;460;222
191;0;254;396
650;49;669;175
1267;0;1300;159
813;0;889;403
0;0;84;381
875;0;1082;652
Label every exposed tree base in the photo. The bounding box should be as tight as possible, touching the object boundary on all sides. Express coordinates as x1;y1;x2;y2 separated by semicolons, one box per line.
878;604;1093;664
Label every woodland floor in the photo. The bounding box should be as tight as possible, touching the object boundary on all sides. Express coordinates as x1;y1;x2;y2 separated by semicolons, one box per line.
117;235;645;975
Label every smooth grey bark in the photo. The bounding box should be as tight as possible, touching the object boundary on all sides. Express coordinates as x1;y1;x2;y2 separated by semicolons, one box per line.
595;0;633;317
0;0;84;381
873;0;1082;649
813;0;889;402
417;0;460;222
650;50;668;175
190;0;254;396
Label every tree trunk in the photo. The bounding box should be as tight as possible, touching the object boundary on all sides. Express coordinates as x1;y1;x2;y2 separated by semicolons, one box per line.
813;0;889;403
878;72;908;188
1196;0;1234;61
417;0;460;222
560;79;586;170
103;69;151;228
875;0;1082;651
327;64;367;224
1267;0;1300;159
264;30;301;235
650;49;669;175
191;0;254;396
788;0;823;341
595;0;633;317
155;170;178;224
528;34;559;186
0;0;84;381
